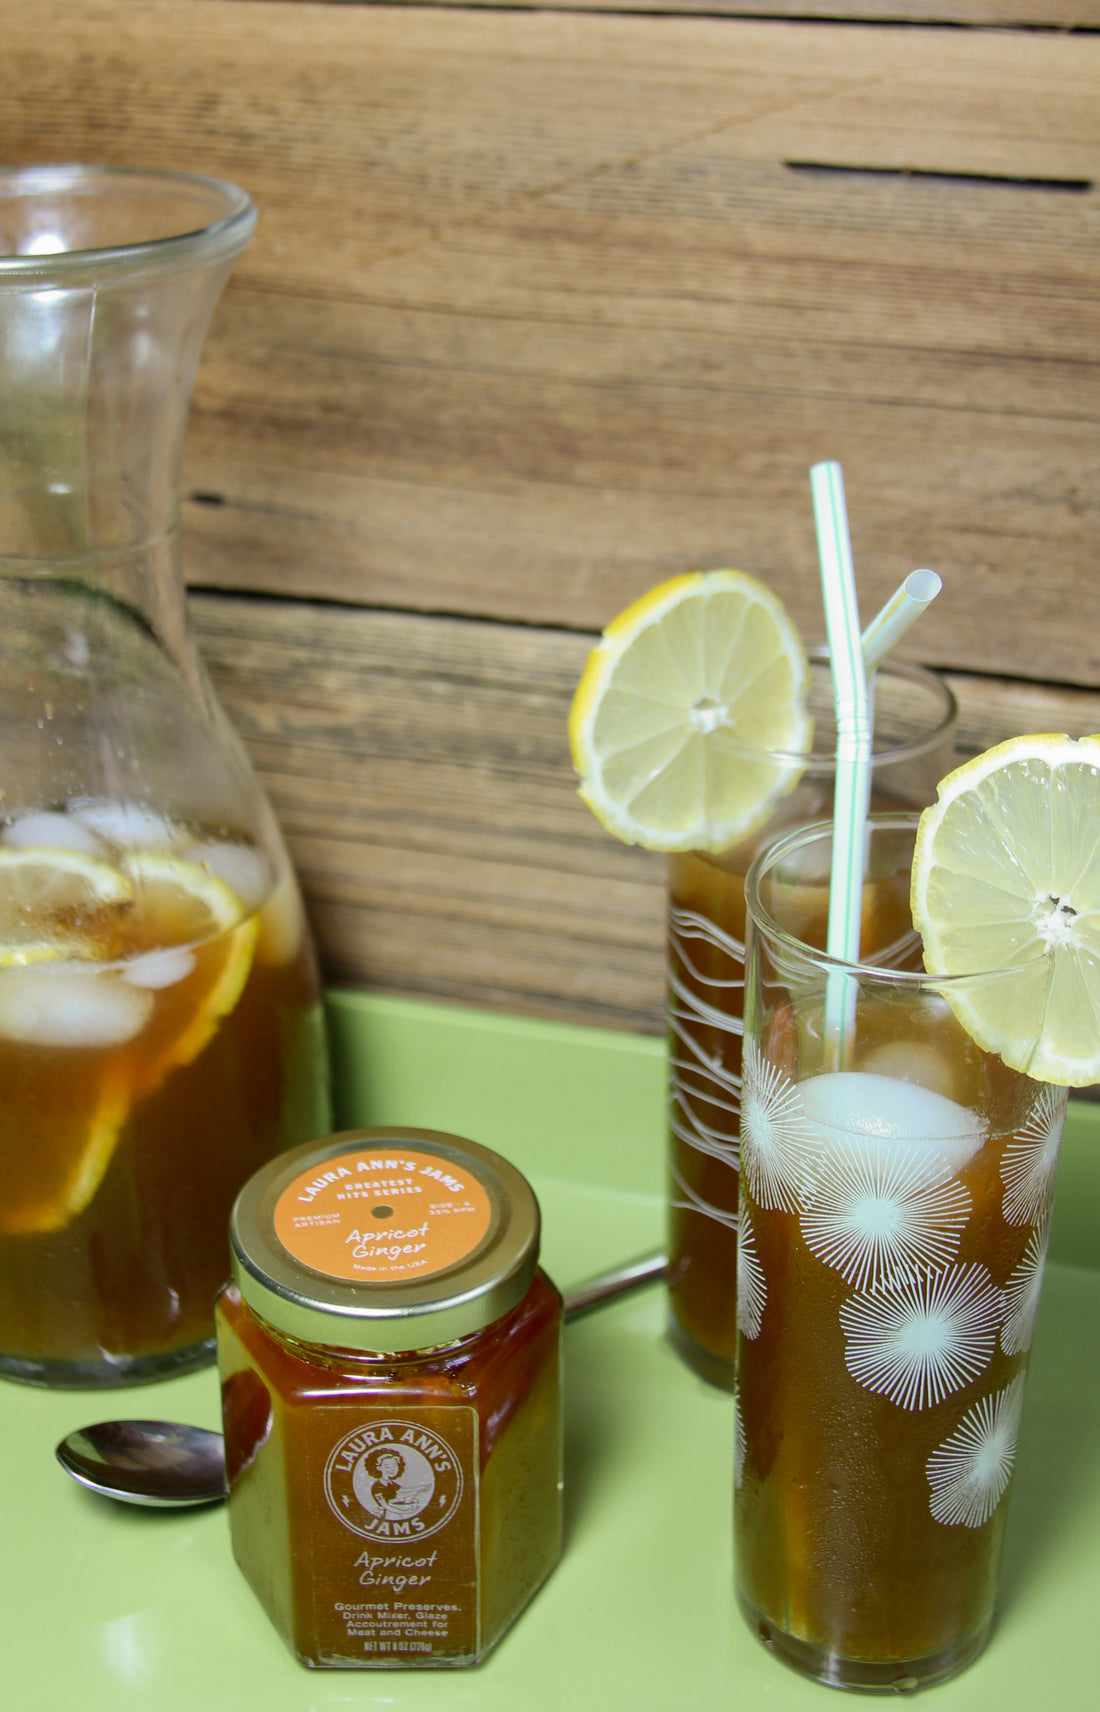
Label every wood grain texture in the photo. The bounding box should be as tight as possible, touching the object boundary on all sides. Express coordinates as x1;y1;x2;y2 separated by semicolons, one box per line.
2;2;1098;692
193;594;666;1030
370;0;1100;24
193;593;1100;1034
2;0;1098;1036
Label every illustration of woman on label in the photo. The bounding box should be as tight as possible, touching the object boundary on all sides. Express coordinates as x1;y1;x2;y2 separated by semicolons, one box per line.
352;1444;436;1522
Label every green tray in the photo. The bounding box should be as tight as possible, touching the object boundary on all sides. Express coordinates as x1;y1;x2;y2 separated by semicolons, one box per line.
5;991;1099;1710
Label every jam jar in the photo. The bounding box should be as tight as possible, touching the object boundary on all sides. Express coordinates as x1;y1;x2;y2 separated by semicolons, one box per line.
215;1127;563;1668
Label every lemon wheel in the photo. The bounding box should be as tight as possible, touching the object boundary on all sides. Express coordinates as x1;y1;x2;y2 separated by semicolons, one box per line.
569;570;811;854
911;733;1100;1086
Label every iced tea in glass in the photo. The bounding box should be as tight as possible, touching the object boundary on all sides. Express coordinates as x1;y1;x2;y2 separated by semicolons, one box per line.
667;657;956;1387
735;814;1067;1690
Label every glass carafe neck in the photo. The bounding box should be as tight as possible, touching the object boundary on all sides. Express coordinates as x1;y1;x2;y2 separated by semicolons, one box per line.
0;165;255;654
0;167;267;838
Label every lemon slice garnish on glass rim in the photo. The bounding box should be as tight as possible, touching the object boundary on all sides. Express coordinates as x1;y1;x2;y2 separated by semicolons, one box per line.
910;732;1100;1087
568;570;811;854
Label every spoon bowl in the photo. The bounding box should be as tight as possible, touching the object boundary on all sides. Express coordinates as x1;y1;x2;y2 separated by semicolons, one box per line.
56;1419;227;1508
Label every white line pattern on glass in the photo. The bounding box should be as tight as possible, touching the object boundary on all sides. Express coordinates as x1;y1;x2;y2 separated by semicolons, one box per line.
800;1139;971;1292
737;1202;766;1340
666;903;745;1229
927;1376;1026;1528
1001;1218;1050;1356
669;1158;739;1233
669;905;745;990
1001;1085;1065;1227
840;1264;1004;1411
668;961;744;1035
740;1040;816;1213
668;1089;739;1169
668;1046;740;1121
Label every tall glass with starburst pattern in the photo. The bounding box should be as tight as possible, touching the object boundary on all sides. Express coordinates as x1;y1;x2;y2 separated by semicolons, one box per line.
666;658;956;1389
735;812;1068;1693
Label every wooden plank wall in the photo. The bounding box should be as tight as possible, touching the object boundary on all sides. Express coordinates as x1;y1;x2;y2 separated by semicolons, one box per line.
2;0;1098;1037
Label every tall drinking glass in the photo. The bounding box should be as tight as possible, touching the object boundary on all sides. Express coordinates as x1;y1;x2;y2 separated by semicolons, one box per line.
667;656;956;1387
735;814;1068;1691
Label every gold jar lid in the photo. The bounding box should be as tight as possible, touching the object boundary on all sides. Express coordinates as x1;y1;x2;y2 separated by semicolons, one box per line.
230;1127;541;1353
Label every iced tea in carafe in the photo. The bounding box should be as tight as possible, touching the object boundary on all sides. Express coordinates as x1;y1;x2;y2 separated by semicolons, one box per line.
0;167;331;1384
0;805;329;1383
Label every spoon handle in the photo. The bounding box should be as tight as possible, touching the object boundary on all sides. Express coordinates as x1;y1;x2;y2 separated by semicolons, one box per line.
562;1249;666;1321
54;1249;670;1508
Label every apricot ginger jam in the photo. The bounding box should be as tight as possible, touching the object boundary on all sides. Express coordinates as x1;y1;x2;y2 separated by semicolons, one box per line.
216;1127;562;1667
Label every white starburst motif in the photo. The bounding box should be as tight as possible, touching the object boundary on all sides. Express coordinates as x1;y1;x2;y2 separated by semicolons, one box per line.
800;1139;972;1292
737;1201;766;1340
1001;1085;1066;1227
1001;1219;1051;1356
740;1038;815;1212
840;1263;1003;1411
734;1380;746;1490
927;1376;1026;1528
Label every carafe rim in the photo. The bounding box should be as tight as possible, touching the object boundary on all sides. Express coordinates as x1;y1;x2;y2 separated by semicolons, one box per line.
0;163;256;283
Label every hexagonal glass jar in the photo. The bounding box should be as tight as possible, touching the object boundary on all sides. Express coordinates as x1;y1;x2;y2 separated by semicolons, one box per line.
216;1127;563;1668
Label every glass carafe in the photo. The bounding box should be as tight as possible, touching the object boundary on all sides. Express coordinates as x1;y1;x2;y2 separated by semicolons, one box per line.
0;166;331;1387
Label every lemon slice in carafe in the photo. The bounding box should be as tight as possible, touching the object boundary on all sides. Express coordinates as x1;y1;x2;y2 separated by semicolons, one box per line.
0;846;134;966
0;1061;132;1236
122;851;259;1079
0;847;259;1234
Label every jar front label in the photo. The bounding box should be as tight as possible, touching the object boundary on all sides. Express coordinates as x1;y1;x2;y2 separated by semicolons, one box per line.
308;1407;480;1663
273;1145;493;1282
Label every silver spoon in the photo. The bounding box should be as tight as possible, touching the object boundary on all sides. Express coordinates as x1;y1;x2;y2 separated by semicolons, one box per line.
55;1249;667;1509
56;1417;228;1508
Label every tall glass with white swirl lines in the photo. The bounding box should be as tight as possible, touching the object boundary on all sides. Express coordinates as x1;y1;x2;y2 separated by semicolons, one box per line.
665;658;956;1388
734;814;1068;1692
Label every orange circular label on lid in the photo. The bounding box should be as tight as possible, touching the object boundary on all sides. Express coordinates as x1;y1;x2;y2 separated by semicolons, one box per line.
273;1146;494;1284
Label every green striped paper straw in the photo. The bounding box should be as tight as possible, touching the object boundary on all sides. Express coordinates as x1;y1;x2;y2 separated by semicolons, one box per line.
810;460;870;1069
862;568;941;675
